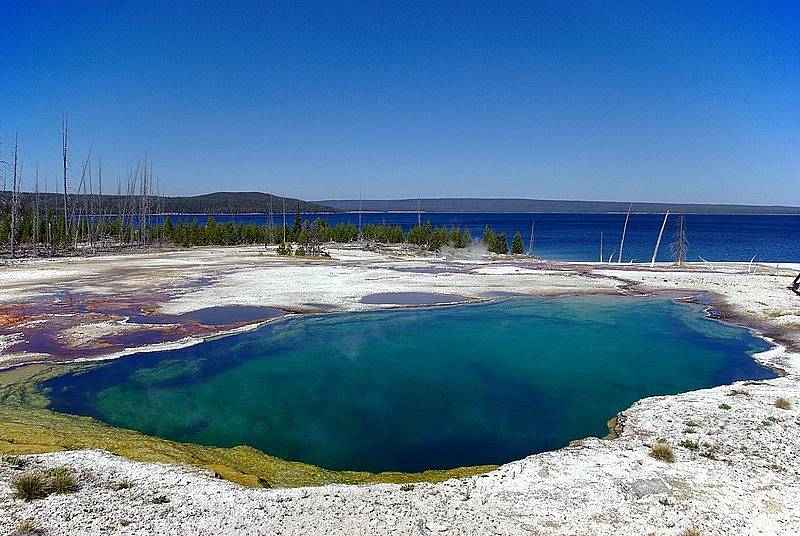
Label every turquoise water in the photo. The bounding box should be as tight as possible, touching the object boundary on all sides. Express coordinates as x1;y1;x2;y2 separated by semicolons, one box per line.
44;297;775;472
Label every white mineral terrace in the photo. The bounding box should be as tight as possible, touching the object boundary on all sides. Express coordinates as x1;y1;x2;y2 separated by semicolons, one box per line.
1;245;799;535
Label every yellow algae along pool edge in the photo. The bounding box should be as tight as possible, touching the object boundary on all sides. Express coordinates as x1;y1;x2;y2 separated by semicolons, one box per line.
0;364;494;488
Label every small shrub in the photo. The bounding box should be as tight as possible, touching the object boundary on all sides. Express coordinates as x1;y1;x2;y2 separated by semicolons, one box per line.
44;467;77;494
684;420;700;428
718;403;731;410
15;518;41;535
650;442;675;463
681;528;701;536
2;455;26;469
294;246;306;256
114;479;134;490
12;473;48;502
679;439;699;451
399;484;414;492
775;397;792;410
151;495;170;504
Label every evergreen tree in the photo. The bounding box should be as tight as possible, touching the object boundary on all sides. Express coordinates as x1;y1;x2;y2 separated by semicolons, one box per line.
494;232;508;254
511;231;524;254
292;205;302;240
482;225;495;248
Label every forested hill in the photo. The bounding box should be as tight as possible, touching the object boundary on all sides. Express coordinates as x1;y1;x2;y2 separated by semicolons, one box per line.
317;198;800;215
0;192;338;214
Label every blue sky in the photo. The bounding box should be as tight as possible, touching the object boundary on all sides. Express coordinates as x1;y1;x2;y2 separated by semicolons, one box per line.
2;1;798;204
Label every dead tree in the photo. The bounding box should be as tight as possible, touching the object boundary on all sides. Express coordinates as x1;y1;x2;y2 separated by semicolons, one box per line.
599;231;603;263
650;211;670;267
618;203;632;264
10;131;20;257
282;197;287;245
527;220;535;256
70;148;92;250
267;193;274;246
97;157;103;248
670;212;689;266
62;114;69;245
34;165;40;255
139;157;151;248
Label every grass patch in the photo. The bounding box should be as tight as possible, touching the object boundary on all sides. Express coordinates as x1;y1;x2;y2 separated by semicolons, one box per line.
680;528;701;536
2;455;26;469
0;364;495;488
649;442;675;463
11;473;48;502
15;518;42;535
114;479;134;490
679;439;699;451
11;467;78;501
718;403;732;410
775;397;792;410
400;484;414;491
43;467;78;494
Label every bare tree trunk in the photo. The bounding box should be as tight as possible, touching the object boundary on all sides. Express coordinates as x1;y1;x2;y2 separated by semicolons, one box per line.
599;231;603;263
650;211;669;267
527;220;535;256
669;212;689;266
62;114;69;247
70;148;92;251
34;165;40;255
617;204;631;264
10;131;19;257
98;157;103;249
267;193;274;245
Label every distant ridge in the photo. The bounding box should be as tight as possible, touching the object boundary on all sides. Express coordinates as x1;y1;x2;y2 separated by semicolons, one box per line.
1;191;338;215
316;198;800;215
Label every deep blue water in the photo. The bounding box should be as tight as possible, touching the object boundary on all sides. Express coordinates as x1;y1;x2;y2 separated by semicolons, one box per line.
151;212;800;262
44;297;776;472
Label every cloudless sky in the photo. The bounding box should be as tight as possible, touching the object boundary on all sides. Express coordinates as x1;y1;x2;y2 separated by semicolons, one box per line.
2;1;798;204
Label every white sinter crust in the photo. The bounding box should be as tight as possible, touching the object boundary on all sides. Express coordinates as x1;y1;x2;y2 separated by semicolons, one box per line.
1;246;799;535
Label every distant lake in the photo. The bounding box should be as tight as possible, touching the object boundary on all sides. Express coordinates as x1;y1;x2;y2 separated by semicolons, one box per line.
44;297;775;472
148;212;800;263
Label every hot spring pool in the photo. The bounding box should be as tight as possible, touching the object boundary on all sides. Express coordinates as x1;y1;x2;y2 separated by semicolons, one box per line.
43;296;775;472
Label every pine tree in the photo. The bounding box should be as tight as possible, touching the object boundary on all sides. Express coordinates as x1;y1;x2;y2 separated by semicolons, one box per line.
292;204;302;240
482;226;495;248
511;231;524;254
494;232;508;254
